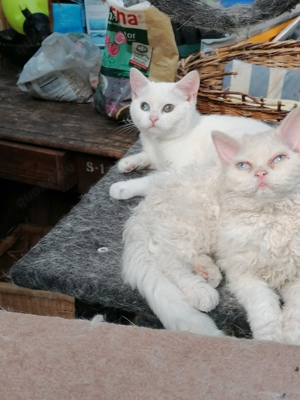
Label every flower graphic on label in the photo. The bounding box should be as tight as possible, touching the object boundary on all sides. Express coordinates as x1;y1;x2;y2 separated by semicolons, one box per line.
106;32;126;57
114;31;126;45
108;42;119;57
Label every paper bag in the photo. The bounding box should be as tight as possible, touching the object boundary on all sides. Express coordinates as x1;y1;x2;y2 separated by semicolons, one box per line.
94;0;179;121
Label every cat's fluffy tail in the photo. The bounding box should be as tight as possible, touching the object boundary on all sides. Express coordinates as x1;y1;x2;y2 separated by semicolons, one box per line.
122;224;223;337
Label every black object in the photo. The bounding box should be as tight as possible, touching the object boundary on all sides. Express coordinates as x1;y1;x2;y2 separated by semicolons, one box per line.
0;29;40;67
0;7;50;67
21;8;51;44
172;22;202;46
171;21;203;58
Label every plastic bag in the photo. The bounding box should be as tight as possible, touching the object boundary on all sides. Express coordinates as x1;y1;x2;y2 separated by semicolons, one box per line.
18;32;102;103
94;0;179;121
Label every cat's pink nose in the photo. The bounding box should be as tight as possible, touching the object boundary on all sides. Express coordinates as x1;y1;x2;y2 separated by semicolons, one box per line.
150;116;158;125
255;170;268;178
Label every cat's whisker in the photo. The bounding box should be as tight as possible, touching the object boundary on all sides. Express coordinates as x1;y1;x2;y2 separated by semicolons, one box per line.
116;123;138;135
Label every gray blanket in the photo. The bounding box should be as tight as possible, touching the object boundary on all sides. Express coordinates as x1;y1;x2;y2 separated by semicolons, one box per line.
10;141;250;337
148;0;300;32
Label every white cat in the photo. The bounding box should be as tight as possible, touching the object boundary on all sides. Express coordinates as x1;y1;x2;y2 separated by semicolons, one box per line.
123;106;300;341
110;67;270;200
214;106;300;344
122;161;224;336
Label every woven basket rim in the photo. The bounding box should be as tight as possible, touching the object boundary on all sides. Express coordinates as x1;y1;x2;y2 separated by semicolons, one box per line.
177;40;300;121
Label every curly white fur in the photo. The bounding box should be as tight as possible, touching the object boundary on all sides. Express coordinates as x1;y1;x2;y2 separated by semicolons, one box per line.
215;107;300;344
123;106;300;344
122;164;224;336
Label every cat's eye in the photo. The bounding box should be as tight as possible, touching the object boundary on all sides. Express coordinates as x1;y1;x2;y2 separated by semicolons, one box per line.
273;155;287;164
162;104;174;113
141;102;150;111
236;162;251;170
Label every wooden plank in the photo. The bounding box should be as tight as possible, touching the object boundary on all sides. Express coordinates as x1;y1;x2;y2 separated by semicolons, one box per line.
0;224;75;319
0;68;137;158
0;224;53;273
0;140;78;191
0;282;75;318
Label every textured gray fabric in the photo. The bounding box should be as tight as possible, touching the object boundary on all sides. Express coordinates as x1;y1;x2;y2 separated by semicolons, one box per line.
10;141;250;337
11;142;150;312
149;0;300;32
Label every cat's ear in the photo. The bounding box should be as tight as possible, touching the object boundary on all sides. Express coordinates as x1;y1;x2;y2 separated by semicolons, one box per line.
212;131;240;163
175;71;200;102
130;68;149;100
279;107;300;152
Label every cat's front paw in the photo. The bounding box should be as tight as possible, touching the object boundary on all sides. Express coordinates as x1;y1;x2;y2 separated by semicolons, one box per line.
183;281;219;312
109;182;133;200
118;158;138;173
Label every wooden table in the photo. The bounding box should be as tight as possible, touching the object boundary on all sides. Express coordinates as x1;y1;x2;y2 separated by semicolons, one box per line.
0;68;137;193
0;66;137;318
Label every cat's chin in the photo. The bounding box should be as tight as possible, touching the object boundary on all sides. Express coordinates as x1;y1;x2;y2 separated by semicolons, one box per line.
145;126;180;139
254;187;284;203
255;185;274;195
239;185;275;201
147;125;161;134
256;184;271;192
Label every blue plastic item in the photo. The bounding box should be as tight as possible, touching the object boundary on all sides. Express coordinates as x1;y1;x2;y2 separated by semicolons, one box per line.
221;0;254;7
52;4;86;34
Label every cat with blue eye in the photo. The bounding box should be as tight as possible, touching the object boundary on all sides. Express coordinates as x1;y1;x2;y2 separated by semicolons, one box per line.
109;67;269;200
213;108;300;344
122;106;300;344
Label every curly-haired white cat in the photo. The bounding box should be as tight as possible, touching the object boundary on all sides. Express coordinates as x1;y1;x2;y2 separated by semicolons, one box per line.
123;106;300;343
214;106;300;344
110;68;269;200
122;161;224;336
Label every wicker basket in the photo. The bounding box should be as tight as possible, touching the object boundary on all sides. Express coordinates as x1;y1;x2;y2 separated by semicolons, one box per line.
177;40;300;122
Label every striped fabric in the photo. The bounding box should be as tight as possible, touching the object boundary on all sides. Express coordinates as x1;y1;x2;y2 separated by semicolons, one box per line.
223;59;300;101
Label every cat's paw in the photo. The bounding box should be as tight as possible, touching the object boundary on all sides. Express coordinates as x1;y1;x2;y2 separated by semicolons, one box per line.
207;269;223;289
109;182;133;200
193;258;222;289
252;317;283;343
254;330;283;343
183;281;219;312
117;153;151;173
118;158;138;173
194;265;222;289
282;310;300;345
176;313;225;337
